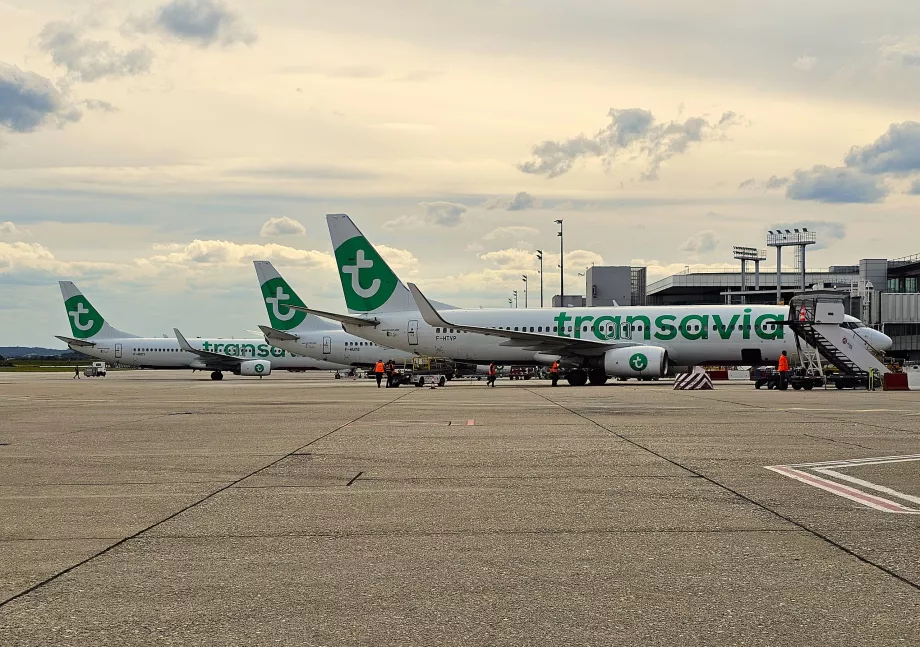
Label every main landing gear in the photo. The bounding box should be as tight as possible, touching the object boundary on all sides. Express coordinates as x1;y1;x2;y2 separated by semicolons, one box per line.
565;370;588;387
210;371;224;381
588;369;609;386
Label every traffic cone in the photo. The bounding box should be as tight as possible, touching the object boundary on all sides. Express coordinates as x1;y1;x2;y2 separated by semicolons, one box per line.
799;305;807;321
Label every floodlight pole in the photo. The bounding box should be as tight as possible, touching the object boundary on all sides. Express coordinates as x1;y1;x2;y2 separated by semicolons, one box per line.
776;246;782;304
555;220;564;304
536;250;544;308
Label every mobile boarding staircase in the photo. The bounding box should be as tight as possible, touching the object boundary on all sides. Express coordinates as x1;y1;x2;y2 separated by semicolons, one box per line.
787;294;889;388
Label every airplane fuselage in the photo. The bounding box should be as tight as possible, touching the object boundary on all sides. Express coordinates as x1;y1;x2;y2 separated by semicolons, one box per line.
68;337;349;371
266;329;416;367
341;305;889;367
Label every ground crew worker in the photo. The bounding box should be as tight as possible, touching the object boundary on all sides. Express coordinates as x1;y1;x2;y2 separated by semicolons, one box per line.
487;362;497;387
777;350;789;390
550;361;560;387
73;365;80;380
374;359;385;388
385;359;396;388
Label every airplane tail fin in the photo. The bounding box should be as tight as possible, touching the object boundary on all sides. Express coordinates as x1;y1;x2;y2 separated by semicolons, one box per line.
58;281;138;340
326;213;416;314
253;261;332;332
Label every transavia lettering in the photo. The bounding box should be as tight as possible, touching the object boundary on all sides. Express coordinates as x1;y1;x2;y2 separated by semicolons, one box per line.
201;341;287;357
552;310;784;342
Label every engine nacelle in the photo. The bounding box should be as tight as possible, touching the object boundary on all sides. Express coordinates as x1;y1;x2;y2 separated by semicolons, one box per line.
237;360;271;377
603;346;668;378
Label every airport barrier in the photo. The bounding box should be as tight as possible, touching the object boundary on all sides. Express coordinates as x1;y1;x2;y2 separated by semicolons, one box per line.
728;370;751;381
706;370;729;381
884;373;909;391
674;369;713;390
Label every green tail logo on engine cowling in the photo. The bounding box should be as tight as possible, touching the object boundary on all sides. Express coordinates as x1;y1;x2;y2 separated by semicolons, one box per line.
260;277;307;330
629;353;648;371
64;295;104;339
334;236;399;312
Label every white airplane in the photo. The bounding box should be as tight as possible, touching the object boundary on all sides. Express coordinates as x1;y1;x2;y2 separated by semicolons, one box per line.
297;214;892;386
55;281;349;380
253;260;417;368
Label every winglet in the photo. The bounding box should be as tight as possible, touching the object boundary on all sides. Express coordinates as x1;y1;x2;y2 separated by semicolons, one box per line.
259;325;300;342
55;335;96;348
408;283;453;329
173;328;195;352
288;306;379;327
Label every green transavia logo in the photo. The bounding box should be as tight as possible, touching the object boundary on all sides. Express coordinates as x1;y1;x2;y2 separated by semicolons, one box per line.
254;363;265;374
334;236;398;311
260;277;307;330
64;295;104;339
629;353;648;372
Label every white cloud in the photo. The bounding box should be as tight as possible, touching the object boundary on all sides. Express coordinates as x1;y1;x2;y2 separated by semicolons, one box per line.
137;0;256;47
146;239;333;268
0;63;81;133
384;201;468;229
0;221;29;238
259;216;306;237
505;191;541;211
38;21;154;82
786;166;888;203
793;56;817;71
679;230;720;254
519;107;741;180
376;244;419;273
482;226;540;241
878;37;920;68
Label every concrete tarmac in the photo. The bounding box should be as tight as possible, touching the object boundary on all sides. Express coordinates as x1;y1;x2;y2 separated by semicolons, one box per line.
0;371;918;645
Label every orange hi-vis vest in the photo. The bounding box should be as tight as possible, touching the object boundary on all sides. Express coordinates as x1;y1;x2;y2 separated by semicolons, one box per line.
375;361;385;373
550;362;559;373
778;355;789;372
488;365;496;375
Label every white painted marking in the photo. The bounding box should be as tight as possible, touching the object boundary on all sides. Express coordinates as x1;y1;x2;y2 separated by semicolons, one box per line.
814;468;920;506
466;419;475;426
787;454;920;469
765;465;920;514
766;454;920;514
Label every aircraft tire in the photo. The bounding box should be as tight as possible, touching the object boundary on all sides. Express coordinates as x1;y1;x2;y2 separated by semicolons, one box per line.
588;370;608;386
210;371;223;381
566;370;588;387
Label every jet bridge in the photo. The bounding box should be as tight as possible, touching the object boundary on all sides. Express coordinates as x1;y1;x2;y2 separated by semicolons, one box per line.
787;294;889;383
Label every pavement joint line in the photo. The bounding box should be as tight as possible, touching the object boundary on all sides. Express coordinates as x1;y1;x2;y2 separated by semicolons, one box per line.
0;389;418;610
345;471;364;487
0;480;232;488
138;528;811;541
801;433;879;451
525;388;920;593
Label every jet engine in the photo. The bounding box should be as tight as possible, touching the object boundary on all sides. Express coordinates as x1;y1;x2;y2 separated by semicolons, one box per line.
603;346;668;378
237;360;272;377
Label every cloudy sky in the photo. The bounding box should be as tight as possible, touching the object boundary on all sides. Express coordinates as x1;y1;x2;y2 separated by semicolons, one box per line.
2;0;920;345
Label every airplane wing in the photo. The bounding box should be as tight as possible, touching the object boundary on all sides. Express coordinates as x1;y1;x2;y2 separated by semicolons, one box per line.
288;306;380;328
258;325;300;342
407;283;637;357
55;335;96;348
173;328;248;369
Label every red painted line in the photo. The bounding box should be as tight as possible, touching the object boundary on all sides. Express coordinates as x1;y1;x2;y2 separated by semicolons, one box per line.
467;419;475;426
769;466;916;513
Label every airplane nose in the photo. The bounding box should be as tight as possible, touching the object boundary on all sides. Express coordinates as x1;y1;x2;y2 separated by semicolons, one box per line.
877;332;894;350
873;330;893;352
